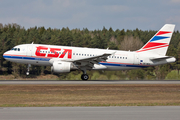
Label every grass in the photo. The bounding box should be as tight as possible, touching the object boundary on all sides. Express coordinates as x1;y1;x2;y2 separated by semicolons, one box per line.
165;70;180;80
0;84;180;107
0;74;59;80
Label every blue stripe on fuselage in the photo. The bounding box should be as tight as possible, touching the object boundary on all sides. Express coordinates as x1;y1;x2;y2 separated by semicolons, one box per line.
3;55;148;68
3;55;50;61
99;62;148;68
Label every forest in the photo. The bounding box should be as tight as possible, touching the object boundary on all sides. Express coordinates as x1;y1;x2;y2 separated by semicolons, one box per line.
0;23;180;80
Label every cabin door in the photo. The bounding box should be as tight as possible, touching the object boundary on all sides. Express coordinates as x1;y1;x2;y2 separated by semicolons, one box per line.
134;53;140;65
26;45;33;56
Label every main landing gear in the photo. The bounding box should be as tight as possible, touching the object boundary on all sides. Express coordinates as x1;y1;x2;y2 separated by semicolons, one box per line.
81;74;89;81
81;69;89;81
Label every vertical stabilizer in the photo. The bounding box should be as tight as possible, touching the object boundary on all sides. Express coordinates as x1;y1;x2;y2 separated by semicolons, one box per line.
136;24;175;56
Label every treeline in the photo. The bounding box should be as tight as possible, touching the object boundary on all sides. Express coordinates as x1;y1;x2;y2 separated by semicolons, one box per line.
0;23;180;80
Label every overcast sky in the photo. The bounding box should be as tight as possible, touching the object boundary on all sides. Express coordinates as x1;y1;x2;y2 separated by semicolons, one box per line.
0;0;180;31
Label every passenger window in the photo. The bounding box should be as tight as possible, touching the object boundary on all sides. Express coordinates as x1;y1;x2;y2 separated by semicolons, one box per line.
73;53;75;55
76;53;78;55
85;54;86;56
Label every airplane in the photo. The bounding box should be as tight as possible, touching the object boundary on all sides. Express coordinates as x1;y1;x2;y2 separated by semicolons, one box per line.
3;24;176;80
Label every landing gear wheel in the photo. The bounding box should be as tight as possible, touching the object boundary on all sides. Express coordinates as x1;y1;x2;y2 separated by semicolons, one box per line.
26;71;29;76
81;74;89;81
26;64;31;76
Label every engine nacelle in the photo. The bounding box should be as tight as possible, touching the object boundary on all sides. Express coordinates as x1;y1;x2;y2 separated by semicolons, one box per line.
51;61;71;73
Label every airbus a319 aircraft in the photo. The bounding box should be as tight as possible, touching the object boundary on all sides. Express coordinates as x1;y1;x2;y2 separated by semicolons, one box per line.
3;24;176;80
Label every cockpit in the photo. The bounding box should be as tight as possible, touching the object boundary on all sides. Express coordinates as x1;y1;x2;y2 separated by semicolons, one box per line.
11;48;20;51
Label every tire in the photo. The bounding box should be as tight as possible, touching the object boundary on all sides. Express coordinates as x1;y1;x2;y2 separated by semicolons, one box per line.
81;74;89;81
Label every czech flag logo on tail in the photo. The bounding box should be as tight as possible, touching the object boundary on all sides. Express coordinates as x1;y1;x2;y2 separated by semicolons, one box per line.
136;24;175;56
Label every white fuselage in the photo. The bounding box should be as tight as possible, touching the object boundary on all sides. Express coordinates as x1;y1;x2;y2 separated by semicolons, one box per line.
3;44;176;71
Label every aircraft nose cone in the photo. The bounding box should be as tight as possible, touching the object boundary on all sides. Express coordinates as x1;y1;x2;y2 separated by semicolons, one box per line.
3;51;8;59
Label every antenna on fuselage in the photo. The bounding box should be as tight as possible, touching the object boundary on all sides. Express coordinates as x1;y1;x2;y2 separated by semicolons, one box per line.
31;42;34;44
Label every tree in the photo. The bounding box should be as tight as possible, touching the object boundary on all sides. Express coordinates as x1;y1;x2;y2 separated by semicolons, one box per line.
0;23;179;80
120;35;143;51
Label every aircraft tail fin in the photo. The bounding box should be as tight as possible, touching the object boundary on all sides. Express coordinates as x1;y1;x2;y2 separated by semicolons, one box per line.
136;24;175;56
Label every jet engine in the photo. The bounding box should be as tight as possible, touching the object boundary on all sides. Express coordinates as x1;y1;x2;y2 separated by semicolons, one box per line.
51;61;77;73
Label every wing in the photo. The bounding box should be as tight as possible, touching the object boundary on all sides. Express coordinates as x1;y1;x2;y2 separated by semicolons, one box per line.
63;52;115;70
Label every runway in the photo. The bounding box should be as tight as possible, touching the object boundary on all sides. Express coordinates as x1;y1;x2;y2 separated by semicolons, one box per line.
0;80;180;85
0;106;180;120
1;81;180;120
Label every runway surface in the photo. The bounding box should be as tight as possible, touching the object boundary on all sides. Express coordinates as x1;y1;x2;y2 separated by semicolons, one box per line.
1;82;180;120
0;80;180;85
0;106;180;120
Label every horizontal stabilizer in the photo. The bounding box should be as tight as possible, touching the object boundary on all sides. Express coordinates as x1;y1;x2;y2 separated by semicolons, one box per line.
150;56;173;61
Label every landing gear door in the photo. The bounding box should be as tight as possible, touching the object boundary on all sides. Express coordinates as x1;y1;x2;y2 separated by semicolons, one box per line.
134;53;140;65
26;45;33;56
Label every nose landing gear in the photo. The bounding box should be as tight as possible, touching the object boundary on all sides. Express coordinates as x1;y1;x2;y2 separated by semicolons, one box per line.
26;64;31;76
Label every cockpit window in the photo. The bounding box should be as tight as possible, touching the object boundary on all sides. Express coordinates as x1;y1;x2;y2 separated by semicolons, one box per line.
11;48;20;51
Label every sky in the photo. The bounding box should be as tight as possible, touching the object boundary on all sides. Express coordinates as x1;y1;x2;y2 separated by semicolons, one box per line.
0;0;180;31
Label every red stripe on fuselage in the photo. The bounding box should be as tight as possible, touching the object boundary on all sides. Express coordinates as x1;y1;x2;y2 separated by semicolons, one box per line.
100;61;134;65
